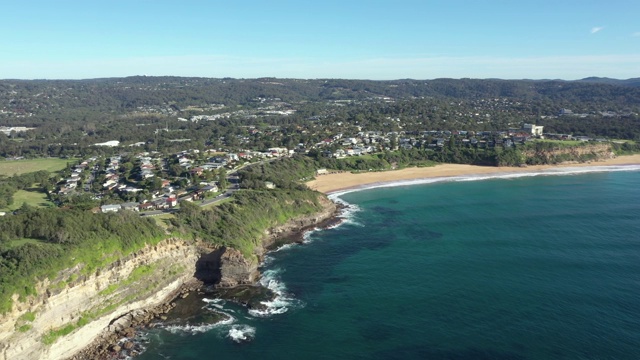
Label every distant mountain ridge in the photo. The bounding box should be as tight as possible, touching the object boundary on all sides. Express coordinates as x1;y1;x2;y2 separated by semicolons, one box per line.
577;77;640;87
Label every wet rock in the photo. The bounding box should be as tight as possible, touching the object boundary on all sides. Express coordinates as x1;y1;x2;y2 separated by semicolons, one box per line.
212;285;275;310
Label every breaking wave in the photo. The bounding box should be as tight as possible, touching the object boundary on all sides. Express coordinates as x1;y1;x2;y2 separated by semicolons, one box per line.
228;324;256;343
249;268;303;317
327;194;363;228
163;322;221;335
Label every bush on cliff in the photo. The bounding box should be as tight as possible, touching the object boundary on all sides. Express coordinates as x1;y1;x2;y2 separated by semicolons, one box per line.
172;189;325;258
0;207;165;314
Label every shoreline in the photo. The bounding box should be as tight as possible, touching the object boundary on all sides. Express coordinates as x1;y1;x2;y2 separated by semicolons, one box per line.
73;196;342;360
306;154;640;194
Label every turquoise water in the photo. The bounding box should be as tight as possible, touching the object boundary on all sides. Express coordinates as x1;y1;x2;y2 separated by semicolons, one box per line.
137;168;640;360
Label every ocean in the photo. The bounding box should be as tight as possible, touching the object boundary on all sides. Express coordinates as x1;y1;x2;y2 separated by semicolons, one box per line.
136;166;640;360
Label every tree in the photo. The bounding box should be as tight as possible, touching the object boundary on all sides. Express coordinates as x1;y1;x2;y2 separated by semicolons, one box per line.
217;168;228;190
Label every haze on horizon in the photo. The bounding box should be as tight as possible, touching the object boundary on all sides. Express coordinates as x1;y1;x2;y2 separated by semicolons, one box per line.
2;0;639;81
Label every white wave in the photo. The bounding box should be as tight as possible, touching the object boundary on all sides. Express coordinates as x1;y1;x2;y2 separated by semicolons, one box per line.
327;164;640;196
202;297;229;311
214;315;235;325
249;268;303;317
327;194;363;228
202;297;224;304
272;243;296;253
302;227;321;243
163;323;219;335
228;324;256;343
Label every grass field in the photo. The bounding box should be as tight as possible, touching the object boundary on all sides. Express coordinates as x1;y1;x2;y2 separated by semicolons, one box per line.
0;189;53;212
152;213;175;230
3;238;50;250
0;158;71;176
531;139;584;146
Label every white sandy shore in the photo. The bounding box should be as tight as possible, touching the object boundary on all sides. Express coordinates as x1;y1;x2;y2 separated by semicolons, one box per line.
306;154;640;194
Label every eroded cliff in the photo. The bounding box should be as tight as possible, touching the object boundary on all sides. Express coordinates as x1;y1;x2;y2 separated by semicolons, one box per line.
522;143;616;164
0;238;200;360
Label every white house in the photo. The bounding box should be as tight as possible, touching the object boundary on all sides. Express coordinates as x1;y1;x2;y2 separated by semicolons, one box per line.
523;124;544;136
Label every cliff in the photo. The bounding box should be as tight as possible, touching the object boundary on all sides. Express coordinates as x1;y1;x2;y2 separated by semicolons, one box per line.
0;238;200;360
212;194;338;288
0;193;338;360
522;143;616;165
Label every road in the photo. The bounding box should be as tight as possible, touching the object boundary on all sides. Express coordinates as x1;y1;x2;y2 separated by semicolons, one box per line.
141;175;240;216
140;157;279;217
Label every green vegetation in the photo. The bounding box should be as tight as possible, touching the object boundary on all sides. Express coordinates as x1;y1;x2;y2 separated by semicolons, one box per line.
0;189;52;211
0;208;165;314
0;158;70;176
99;264;156;296
19;311;36;322
0;170;56;209
534;139;584;146
173;189;325;259
18;324;32;332
611;141;640;155
42;324;76;345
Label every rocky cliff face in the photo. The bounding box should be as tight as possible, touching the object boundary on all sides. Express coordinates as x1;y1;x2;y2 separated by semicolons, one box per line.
0;238;200;360
522;143;616;164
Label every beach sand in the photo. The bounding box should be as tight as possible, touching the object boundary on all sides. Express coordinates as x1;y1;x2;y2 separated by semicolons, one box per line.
306;154;640;194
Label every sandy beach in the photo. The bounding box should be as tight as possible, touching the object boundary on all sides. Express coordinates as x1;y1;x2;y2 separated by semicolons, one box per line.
306;154;640;194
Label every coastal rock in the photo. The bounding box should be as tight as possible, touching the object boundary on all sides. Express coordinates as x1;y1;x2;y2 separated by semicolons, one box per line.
218;247;260;288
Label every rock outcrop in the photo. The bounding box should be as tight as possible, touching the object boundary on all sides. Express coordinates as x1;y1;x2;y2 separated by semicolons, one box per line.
217;247;260;287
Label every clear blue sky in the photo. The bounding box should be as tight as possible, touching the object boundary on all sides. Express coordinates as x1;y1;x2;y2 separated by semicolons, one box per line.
2;0;639;80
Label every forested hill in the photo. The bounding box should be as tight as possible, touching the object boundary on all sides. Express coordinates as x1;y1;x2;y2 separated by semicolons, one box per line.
576;77;640;87
1;76;639;158
2;76;640;117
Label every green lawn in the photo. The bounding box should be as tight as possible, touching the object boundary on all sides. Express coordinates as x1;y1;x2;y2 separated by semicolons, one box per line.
4;238;51;250
152;213;175;230
532;139;583;146
0;189;53;212
0;158;71;176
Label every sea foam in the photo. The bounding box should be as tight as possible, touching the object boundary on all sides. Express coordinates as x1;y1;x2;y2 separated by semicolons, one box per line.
249;268;303;317
163;323;221;335
327;194;363;228
228;325;256;343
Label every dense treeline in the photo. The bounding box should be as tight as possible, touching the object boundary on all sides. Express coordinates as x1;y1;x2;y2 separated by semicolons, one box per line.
172;189;325;258
0;207;165;313
309;142;618;170
237;155;317;189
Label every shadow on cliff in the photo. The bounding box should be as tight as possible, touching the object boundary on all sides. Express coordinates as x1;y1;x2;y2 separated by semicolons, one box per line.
194;247;225;284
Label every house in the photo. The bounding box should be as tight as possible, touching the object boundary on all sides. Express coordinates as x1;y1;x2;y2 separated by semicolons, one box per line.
202;184;219;192
166;195;178;207
138;202;155;211
316;168;328;175
265;181;276;189
120;202;140;212
523;124;544;136
101;204;121;213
